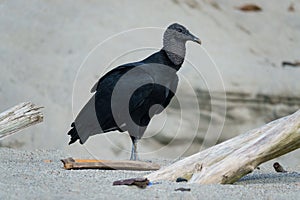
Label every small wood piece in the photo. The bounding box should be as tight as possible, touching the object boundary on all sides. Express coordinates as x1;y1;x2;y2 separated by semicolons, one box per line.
61;157;160;171
113;178;149;188
0;102;43;140
288;3;295;12
273;162;287;173
176;177;188;182
236;4;262;12
174;188;191;192
282;61;300;68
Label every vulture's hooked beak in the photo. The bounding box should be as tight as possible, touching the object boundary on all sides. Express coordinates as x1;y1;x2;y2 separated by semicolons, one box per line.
189;32;201;45
193;36;201;45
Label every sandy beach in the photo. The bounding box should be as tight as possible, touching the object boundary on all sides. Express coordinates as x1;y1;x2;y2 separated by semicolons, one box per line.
1;148;299;200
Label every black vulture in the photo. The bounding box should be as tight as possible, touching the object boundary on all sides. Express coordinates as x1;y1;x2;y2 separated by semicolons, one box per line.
67;23;201;160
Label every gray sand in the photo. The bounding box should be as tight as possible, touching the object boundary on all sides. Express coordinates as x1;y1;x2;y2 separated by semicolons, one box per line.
0;148;299;200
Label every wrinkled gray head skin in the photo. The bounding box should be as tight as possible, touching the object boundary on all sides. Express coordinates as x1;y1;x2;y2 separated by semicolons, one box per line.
163;23;201;65
164;23;201;45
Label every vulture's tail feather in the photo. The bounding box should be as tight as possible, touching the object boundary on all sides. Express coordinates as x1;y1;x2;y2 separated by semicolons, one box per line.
67;122;82;145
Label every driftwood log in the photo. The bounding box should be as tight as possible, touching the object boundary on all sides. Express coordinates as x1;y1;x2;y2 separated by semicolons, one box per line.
0;102;43;140
61;157;160;171
146;109;300;184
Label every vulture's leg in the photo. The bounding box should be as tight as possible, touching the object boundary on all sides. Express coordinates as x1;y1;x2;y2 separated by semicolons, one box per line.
130;136;139;160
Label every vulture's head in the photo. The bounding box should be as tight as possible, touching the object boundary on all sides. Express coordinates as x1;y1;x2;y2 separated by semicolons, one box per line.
164;23;201;45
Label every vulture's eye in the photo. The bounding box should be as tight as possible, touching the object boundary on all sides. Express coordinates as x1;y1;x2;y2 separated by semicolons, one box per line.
177;28;183;33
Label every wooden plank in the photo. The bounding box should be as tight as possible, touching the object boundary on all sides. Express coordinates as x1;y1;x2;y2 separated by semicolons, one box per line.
61;157;160;171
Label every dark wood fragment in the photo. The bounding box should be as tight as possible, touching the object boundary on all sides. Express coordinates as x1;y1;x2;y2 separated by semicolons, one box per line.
113;178;149;188
236;4;262;12
176;177;188;182
282;61;300;68
273;162;287;173
175;187;191;192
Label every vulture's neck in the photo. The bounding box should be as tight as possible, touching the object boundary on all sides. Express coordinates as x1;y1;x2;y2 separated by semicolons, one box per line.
163;38;186;68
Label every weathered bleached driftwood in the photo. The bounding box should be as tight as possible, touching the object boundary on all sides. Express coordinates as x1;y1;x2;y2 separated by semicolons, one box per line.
0;102;43;140
146;109;300;184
